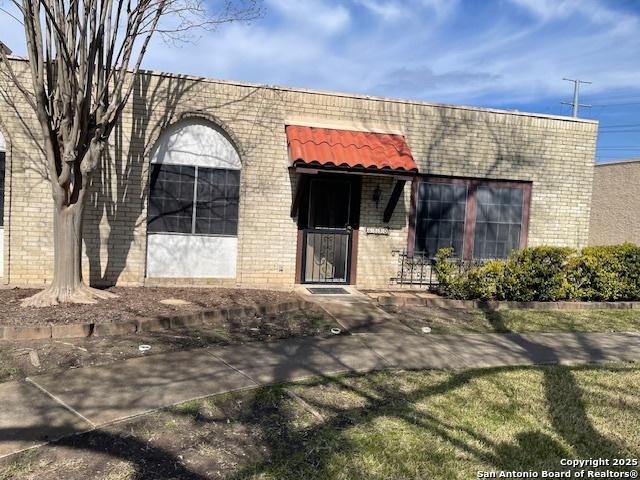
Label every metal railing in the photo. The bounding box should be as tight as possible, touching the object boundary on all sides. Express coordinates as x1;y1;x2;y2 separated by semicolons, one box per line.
392;250;484;288
392;250;437;287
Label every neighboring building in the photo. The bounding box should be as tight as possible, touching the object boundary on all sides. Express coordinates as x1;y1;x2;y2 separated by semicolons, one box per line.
589;159;640;246
0;57;597;290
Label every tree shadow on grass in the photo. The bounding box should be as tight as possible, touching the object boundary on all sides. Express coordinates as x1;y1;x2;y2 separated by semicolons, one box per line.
228;361;636;479
1;427;208;480
481;305;632;463
1;332;637;479
477;303;512;333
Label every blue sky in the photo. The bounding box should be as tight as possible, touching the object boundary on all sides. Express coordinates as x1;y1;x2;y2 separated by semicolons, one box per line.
1;0;640;162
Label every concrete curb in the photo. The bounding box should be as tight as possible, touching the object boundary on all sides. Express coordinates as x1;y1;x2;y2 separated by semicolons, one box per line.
0;300;315;342
376;295;640;311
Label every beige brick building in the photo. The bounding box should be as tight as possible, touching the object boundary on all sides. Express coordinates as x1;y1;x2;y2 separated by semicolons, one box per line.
0;57;598;290
589;159;640;246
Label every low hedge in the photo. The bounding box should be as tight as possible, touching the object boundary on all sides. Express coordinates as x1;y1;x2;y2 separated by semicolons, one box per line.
434;243;640;302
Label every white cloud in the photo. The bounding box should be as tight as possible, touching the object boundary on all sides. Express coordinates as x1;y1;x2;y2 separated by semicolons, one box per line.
418;0;460;19
2;0;640;112
355;0;459;21
355;0;406;20
266;0;351;34
509;0;578;21
509;0;638;31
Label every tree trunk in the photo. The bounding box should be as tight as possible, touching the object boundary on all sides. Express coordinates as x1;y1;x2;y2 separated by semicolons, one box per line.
22;199;116;307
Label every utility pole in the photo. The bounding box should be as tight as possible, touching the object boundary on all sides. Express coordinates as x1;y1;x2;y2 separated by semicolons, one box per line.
561;78;592;117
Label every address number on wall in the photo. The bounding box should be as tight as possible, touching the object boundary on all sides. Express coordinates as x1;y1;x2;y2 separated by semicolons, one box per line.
365;227;390;235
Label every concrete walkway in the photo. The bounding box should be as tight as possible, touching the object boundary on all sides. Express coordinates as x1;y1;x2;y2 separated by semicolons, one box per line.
304;290;415;334
1;330;640;459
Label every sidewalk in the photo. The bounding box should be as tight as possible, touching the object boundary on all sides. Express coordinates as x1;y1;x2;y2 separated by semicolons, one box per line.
1;330;640;459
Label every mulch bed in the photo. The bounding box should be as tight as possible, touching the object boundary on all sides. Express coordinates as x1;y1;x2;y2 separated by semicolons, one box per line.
0;287;299;326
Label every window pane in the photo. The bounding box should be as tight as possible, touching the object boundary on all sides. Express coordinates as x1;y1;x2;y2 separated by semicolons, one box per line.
147;164;195;234
195;167;240;235
427;220;438;238
223;219;238;236
509;225;521;250
473;185;525;259
439;221;452;238
497;223;509;242
415;182;467;258
429;184;442;201
226;170;241;186
451;202;466;221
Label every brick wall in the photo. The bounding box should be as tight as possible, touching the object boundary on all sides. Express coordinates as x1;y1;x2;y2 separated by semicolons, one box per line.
589;160;640;246
0;59;598;289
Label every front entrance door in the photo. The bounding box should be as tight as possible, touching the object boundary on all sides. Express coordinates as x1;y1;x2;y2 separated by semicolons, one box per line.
300;175;360;284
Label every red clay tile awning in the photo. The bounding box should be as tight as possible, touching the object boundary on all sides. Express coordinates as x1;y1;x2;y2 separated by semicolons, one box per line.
286;125;417;174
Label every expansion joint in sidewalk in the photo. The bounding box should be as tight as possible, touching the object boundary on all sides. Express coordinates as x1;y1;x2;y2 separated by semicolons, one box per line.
26;378;96;428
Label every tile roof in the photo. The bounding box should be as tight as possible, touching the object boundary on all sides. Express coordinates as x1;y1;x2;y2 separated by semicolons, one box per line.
286;125;417;173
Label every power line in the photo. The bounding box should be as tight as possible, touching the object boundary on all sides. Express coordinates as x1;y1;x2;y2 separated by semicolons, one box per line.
599;130;640;134
599;123;640;129
589;93;640;102
561;78;591;117
591;101;640;107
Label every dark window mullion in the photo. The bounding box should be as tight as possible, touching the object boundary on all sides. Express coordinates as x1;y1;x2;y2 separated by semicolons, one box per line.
222;169;228;235
463;184;477;261
192;166;199;234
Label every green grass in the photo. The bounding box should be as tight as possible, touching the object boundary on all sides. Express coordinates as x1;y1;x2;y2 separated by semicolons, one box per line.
484;308;640;333
171;399;201;417
383;305;640;335
0;351;24;383
0;449;38;480
227;363;640;479
3;363;639;479
306;311;329;329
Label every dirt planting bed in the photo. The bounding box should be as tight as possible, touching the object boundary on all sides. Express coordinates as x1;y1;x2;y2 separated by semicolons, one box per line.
0;287;300;326
0;307;338;383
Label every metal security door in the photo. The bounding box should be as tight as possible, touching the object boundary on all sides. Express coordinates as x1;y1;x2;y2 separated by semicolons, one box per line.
302;178;352;283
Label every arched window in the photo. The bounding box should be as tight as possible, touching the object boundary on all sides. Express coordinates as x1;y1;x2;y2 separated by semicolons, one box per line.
148;119;241;235
146;119;241;278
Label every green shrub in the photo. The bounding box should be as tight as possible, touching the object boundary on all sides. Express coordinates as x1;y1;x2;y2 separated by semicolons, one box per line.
434;249;503;300
500;247;575;301
457;260;505;300
433;244;639;302
618;243;640;299
433;248;457;294
568;243;640;301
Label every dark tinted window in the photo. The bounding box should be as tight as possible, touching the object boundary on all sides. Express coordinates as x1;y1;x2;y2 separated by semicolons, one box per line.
147;163;240;236
147;164;195;233
195;168;240;235
415;182;467;257
473;186;523;259
308;179;351;228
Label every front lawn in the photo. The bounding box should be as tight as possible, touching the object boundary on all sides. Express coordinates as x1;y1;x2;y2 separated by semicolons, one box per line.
381;304;640;335
486;308;640;333
3;362;639;479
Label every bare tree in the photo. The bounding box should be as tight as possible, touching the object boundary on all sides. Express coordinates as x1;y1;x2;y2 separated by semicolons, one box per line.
0;0;261;306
